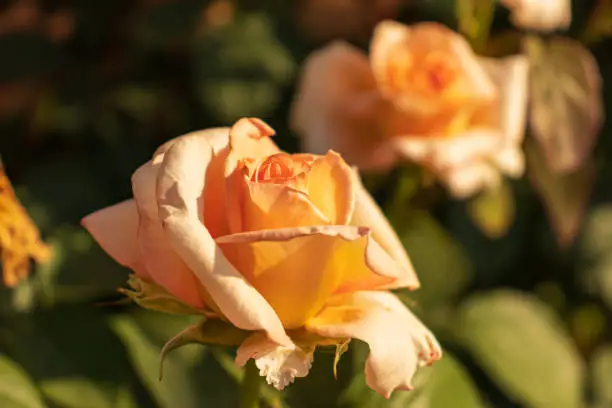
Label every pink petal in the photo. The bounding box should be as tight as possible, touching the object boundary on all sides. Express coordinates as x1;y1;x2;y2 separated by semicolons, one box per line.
81;199;146;277
131;157;205;308
290;41;397;171
306;291;442;398
156;130;292;347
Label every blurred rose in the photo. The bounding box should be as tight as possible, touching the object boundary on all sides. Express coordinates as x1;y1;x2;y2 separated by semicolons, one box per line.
0;166;52;287
291;21;529;198
82;117;441;395
500;0;571;32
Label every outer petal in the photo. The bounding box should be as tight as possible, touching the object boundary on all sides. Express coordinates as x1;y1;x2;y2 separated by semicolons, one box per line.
156;131;292;347
305;291;442;398
350;169;419;289
393;129;501;171
216;225;412;328
290;41;397;171
441;161;501;199
81;199;146;277
500;0;571;32
371;21;496;115
132;158;205;308
478;55;529;178
305;151;356;225
235;333;313;391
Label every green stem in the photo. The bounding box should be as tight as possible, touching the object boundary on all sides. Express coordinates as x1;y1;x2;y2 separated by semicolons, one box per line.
240;360;261;408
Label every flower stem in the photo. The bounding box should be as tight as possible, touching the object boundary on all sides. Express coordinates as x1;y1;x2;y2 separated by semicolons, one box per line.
240;360;261;408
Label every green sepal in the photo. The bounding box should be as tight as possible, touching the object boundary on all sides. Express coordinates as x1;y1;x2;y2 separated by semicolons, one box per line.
118;274;209;316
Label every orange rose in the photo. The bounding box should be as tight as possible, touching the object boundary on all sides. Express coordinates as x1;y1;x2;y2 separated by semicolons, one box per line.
291;21;529;198
82;118;441;396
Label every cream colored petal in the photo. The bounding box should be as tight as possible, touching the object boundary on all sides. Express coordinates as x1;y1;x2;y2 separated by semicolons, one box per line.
156;132;292;347
393;129;501;171
81;199;146;277
500;0;571;32
350;168;419;289
235;333;313;391
290;41;397;171
478;55;529;177
441;161;501;199
306;291;442;398
131;158;205;308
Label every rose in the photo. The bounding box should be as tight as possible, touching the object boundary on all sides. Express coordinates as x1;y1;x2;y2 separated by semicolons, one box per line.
291;21;529;198
82;117;441;396
500;0;571;32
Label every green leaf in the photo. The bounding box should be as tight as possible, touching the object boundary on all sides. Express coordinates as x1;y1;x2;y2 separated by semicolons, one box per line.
2;306;140;408
526;138;595;248
524;36;603;174
455;0;495;53
457;290;585;408
193;12;296;122
110;310;239;408
0;355;46;408
467;180;515;239
591;345;612;408
581;205;612;310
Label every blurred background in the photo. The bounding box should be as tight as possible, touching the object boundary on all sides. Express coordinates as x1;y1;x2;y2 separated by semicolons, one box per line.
1;0;612;407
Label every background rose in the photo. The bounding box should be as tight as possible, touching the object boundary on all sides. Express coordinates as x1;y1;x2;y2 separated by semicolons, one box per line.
291;21;529;198
500;0;572;32
82;117;440;396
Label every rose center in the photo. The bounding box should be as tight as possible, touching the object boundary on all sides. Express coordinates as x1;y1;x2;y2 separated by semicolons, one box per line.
252;154;300;183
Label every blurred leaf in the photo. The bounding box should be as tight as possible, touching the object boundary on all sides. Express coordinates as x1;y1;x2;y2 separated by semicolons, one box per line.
0;354;46;408
467;180;515;239
524;35;603;174
2;306;140;408
0;34;63;82
591;345;612;408
526;138;595;248
398;210;471;333
457;290;585;408
110;310;239;408
581;205;612;310
341;348;484;408
581;0;612;45
455;0;495;53
193;12;296;122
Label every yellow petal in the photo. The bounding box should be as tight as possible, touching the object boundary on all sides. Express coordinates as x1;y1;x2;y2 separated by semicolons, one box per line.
306;291;442;398
350;169;419;289
216;225;411;328
306;151;356;225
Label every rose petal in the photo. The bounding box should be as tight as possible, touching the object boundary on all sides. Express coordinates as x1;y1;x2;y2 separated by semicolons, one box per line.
441;161;501;199
235;332;313;391
478;55;529;177
225;118;282;234
306;151;356;225
290;41;397;171
132;157;205;308
350;169;419;289
371;21;496;115
81;199;146;277
216;225;413;328
237;175;330;234
305;291;442;398
500;0;571;32
156;130;292;347
393;129;501;171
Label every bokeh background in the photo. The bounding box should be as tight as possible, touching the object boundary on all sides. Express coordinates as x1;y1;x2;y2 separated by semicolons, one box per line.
1;1;612;407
